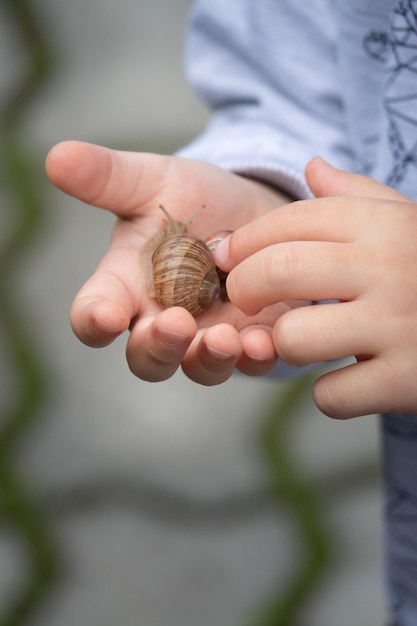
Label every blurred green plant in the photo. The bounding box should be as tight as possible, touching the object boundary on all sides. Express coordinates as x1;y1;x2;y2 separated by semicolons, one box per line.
0;1;378;625
0;0;61;624
248;374;332;626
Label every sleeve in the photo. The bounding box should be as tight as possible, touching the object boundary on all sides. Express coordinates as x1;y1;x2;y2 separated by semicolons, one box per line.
178;0;356;199
181;8;417;621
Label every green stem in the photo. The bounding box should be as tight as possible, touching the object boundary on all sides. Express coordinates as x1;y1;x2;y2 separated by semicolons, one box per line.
0;463;60;626
249;375;332;626
0;0;61;623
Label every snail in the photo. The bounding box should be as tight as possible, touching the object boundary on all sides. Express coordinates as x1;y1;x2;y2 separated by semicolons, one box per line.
142;205;230;318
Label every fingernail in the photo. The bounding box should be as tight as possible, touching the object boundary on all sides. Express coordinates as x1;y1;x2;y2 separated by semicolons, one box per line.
212;236;230;268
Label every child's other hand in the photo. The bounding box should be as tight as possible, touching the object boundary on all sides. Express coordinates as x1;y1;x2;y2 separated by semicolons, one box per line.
215;158;417;418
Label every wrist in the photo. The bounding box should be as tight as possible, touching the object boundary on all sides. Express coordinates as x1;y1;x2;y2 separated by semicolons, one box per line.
238;173;296;210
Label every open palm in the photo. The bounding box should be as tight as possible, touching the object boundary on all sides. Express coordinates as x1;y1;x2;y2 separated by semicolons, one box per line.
46;141;296;384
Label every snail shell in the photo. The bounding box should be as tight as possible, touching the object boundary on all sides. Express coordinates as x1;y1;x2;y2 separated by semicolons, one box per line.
143;205;222;318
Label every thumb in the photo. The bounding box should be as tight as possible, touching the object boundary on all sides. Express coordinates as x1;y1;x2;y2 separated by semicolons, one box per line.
305;156;409;202
46;140;171;217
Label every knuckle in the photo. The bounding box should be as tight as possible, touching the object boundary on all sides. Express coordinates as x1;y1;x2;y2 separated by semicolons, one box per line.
273;314;307;366
277;242;303;284
281;200;309;235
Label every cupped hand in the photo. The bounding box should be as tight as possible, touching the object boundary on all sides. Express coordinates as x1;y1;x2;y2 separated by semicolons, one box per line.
215;157;417;418
45;140;295;384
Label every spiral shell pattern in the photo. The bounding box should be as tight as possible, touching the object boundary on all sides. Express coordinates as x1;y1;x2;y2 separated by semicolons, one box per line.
151;233;221;317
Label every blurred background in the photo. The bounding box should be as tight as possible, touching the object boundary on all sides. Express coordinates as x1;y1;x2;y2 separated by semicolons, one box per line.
0;0;386;624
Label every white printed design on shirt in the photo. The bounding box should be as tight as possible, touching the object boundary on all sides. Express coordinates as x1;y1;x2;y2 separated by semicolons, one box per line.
364;0;417;190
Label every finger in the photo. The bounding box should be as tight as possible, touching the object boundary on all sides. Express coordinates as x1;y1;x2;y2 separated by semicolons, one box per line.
45;141;279;228
226;241;370;315
181;324;242;385
126;307;197;382
70;240;147;347
46;140;170;217
237;327;278;376
273;301;382;367
215;195;384;272
70;296;132;348
305;157;410;201
312;357;408;419
214;159;411;273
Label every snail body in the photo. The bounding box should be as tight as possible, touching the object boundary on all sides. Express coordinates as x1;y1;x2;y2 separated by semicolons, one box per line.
142;205;222;318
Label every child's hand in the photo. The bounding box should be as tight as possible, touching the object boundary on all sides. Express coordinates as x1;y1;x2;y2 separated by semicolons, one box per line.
215;157;417;418
46;141;296;385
